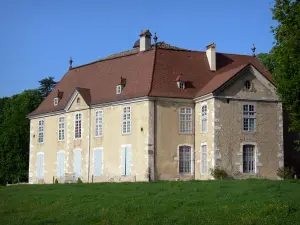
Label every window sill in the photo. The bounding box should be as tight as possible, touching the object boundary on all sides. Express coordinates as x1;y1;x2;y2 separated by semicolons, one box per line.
95;136;103;138
122;133;131;136
179;132;194;135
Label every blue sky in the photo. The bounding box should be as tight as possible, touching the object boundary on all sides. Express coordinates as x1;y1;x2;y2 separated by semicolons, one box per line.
0;0;276;97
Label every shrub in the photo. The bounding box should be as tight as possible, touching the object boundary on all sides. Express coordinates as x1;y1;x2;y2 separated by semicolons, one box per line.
211;167;228;180
277;167;294;179
77;178;83;184
55;178;59;184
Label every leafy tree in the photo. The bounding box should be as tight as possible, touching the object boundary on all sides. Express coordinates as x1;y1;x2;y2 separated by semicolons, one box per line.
38;76;57;98
0;90;42;185
271;0;300;133
256;52;276;75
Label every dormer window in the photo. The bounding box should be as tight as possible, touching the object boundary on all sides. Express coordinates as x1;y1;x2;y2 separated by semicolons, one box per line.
176;73;186;89
116;85;122;94
116;76;127;95
54;97;59;106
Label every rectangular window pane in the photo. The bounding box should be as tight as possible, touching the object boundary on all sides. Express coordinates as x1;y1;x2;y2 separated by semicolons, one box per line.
179;108;192;134
243;104;256;131
95;111;103;137
38;120;44;143
58;117;65;141
243;145;255;173
122;106;131;134
75;113;82;138
179;146;191;173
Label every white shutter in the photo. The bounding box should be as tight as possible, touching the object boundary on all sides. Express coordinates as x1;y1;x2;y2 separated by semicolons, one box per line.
37;153;44;179
94;148;103;176
57;151;64;177
121;146;126;176
125;145;132;175
74;150;81;178
201;145;207;174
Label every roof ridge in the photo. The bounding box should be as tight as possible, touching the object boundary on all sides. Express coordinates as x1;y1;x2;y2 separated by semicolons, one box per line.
147;47;158;96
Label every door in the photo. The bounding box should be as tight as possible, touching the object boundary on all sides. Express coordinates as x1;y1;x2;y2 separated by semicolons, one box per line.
37;152;44;179
121;145;132;176
57;151;65;177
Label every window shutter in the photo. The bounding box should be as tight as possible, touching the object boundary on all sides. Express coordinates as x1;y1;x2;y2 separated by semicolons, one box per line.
57;152;64;177
37;153;44;179
126;145;132;175
121;146;126;175
74;151;81;178
94;149;103;176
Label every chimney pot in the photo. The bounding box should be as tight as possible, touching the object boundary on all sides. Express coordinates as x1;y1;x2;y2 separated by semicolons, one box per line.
139;30;152;51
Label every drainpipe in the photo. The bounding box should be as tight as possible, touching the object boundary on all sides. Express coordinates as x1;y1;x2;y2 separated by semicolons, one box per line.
193;102;196;180
87;108;91;182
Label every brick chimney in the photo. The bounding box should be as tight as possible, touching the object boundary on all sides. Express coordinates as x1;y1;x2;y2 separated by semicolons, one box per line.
206;43;216;71
139;30;152;51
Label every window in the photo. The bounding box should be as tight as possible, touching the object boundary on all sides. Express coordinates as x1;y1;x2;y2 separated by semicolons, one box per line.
38;120;44;143
243;145;255;173
243;104;256;131
54;97;59;106
94;148;103;176
57;151;64;177
179;146;191;173
178;81;185;89
121;145;132;176
76;97;80;104
37;152;44;179
245;80;251;90
95;110;103;137
201;104;207;133
179;107;192;134
116;85;122;94
122;106;131;134
74;113;82;138
58;117;65;141
201;144;208;174
73;150;81;179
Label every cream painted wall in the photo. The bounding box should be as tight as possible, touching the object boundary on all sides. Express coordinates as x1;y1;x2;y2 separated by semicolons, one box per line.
29;96;153;184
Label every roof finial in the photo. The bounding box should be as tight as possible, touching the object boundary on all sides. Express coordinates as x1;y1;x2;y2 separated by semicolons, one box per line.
69;57;73;70
251;44;256;57
153;32;158;45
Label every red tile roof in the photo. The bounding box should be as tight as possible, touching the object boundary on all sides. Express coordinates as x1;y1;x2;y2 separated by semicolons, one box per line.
28;43;273;117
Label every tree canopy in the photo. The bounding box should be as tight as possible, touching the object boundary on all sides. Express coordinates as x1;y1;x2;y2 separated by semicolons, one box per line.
38;76;57;98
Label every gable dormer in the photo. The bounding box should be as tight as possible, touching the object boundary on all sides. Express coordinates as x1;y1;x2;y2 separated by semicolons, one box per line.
116;77;127;94
176;74;186;89
53;89;63;106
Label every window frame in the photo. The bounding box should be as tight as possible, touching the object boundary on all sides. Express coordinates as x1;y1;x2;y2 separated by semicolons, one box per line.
95;110;103;137
200;143;208;174
178;145;192;174
242;104;256;132
242;144;256;174
54;97;59;106
179;107;193;134
200;103;208;133
122;106;131;135
38;120;44;144
116;85;122;94
74;112;82;139
58;116;65;141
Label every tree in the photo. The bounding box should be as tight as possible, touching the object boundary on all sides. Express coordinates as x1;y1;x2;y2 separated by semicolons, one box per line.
0;90;42;184
256;52;276;75
271;0;300;133
38;76;57;98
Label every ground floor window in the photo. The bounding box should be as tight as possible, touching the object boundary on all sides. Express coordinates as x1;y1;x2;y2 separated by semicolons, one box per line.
179;146;191;173
243;145;255;173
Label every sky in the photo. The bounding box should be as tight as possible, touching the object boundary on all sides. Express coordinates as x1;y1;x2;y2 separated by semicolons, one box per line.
0;0;277;97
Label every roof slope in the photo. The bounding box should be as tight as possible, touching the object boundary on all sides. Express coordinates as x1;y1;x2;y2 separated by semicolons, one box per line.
29;43;273;117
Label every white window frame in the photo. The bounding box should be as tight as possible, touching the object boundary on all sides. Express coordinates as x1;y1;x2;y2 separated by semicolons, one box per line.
58;116;65;141
116;85;122;94
57;150;65;177
179;107;193;134
243;104;256;132
242;144;256;174
54;97;59;106
200;143;208;174
95;110;103;137
201;103;208;133
37;152;44;179
122;106;131;134
38;120;44;144
178;81;185;89
178;145;192;174
74;113;82;139
93;147;104;177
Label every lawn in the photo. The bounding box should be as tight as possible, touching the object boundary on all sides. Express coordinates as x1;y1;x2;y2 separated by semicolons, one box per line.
1;180;300;225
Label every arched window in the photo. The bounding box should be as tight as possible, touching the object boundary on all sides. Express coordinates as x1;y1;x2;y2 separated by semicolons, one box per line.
76;97;80;104
243;144;255;173
201;104;207;133
179;146;191;173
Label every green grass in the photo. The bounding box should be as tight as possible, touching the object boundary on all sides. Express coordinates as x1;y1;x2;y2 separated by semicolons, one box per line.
1;180;300;225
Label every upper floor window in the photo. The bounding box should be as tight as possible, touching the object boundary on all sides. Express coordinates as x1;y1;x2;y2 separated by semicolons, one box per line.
54;97;59;106
74;113;82;139
122;106;131;134
38;120;44;143
243;144;255;173
179;146;191;173
58;117;65;141
116;85;122;94
179;107;192;134
243;104;256;131
95;110;103;137
201;104;207;133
